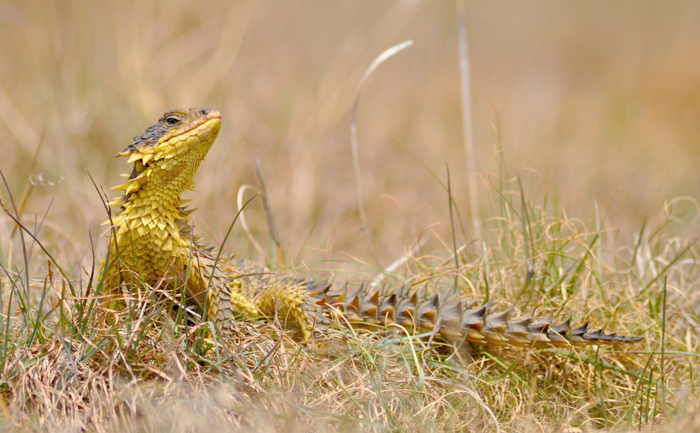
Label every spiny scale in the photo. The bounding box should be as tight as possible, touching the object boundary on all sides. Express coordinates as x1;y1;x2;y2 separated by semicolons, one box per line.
307;282;641;347
102;107;642;350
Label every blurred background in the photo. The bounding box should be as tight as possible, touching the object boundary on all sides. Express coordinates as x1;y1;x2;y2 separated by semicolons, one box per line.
0;0;698;275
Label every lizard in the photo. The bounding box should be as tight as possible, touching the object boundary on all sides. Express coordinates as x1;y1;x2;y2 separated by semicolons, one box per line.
101;107;642;349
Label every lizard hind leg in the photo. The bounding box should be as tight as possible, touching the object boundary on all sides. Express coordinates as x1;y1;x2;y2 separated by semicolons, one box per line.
253;278;321;341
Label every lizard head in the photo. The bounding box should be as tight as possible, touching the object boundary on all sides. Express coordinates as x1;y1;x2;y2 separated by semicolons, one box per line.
108;107;222;206
120;107;221;173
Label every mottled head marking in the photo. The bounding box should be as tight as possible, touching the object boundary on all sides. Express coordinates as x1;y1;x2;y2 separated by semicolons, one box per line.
126;107;221;153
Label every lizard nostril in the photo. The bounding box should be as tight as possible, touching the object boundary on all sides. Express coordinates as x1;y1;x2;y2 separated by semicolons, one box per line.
200;108;210;115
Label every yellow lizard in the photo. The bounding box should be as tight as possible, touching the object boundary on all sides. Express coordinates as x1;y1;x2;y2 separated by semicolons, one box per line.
101;107;641;348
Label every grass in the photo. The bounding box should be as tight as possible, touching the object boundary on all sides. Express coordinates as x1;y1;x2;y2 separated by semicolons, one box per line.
1;2;699;431
0;154;698;431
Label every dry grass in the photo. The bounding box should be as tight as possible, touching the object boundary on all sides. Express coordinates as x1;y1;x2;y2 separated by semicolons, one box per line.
0;1;699;431
1;164;697;431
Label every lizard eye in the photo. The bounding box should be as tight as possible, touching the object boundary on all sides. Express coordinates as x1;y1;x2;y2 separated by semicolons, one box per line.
164;115;181;126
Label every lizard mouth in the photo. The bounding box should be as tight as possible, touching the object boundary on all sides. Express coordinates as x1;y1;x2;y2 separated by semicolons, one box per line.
163;108;222;142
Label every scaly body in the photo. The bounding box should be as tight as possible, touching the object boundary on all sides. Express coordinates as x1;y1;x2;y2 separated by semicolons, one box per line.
102;107;641;348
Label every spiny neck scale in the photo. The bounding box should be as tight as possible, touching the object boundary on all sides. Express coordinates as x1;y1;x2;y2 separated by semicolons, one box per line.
104;107;222;279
